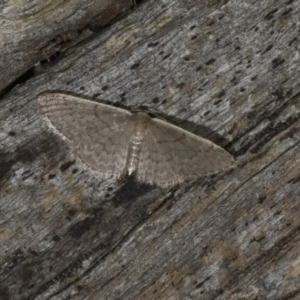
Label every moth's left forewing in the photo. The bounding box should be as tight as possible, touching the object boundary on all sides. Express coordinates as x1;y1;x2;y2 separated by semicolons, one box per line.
137;117;235;186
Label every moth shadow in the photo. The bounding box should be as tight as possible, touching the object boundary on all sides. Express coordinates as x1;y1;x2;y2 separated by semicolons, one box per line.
111;176;155;207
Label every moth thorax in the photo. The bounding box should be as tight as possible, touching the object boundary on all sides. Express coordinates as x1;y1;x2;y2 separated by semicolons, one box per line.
126;112;150;175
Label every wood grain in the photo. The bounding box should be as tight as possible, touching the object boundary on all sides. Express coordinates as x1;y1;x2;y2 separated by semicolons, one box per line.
0;0;300;299
0;0;133;93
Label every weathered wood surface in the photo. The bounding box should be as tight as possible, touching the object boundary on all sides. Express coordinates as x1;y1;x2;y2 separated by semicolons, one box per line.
0;0;133;93
1;0;300;299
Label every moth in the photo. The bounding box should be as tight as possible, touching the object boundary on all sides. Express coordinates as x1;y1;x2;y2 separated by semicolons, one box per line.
37;93;235;186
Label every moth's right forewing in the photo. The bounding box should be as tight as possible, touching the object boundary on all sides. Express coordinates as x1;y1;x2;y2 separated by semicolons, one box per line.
37;93;133;178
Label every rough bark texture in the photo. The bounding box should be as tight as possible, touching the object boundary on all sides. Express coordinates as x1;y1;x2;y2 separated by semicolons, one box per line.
1;0;300;299
0;0;133;93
